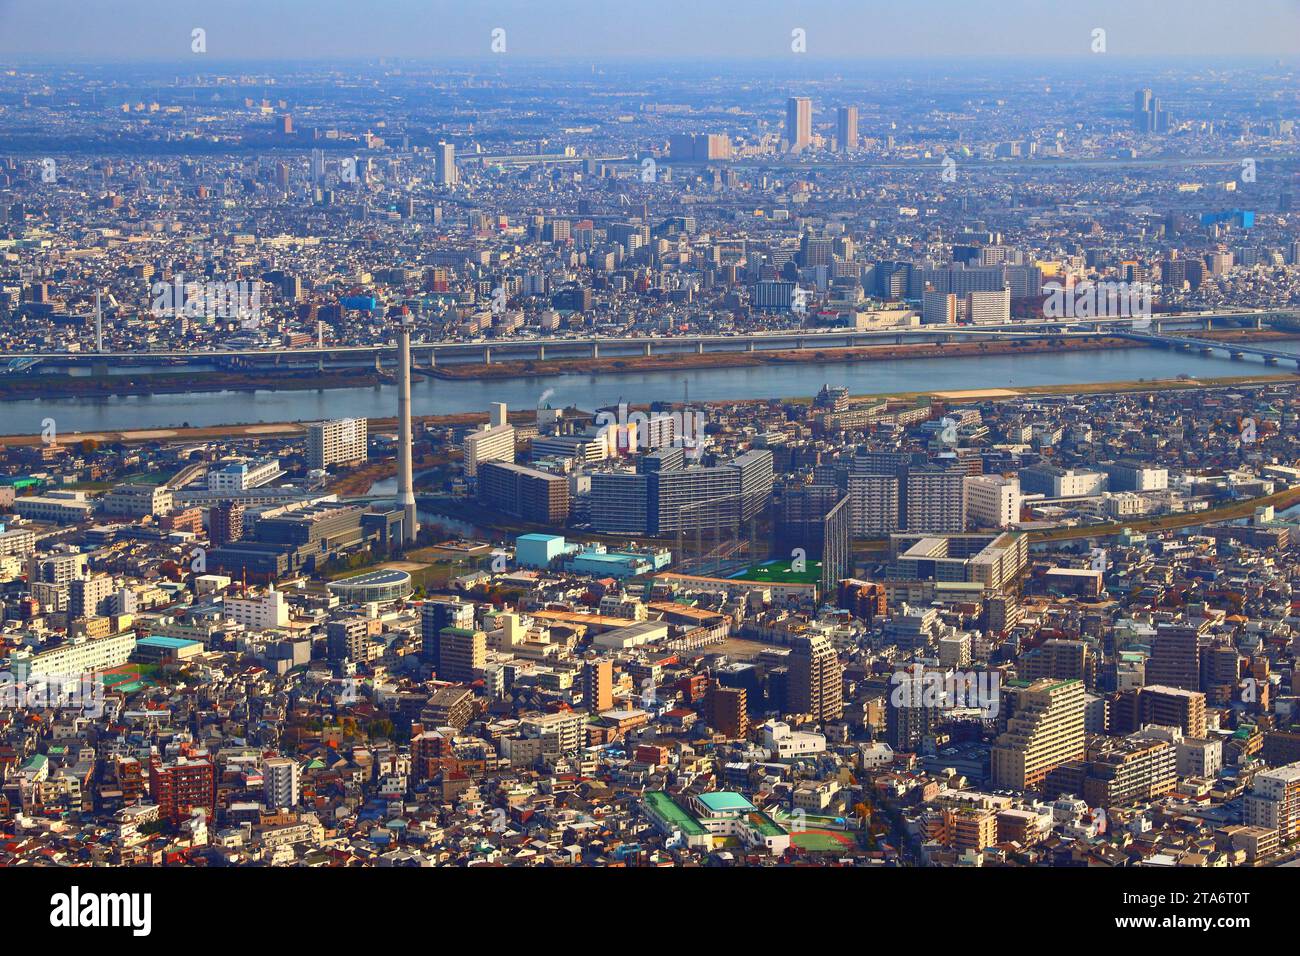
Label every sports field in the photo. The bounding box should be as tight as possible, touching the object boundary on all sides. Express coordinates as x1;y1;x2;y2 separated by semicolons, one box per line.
791;828;854;851
100;663;159;694
729;558;822;586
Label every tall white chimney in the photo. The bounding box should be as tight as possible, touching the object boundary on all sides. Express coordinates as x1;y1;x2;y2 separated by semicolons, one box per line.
396;319;418;543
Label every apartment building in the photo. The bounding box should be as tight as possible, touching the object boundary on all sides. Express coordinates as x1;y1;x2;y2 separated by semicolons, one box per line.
478;461;570;524
964;474;1022;529
10;630;137;681
991;678;1086;791
306;417;368;469
905;467;966;533
101;483;173;518
1243;762;1300;841
263;756;301;810
439;626;486;683
787;633;844;723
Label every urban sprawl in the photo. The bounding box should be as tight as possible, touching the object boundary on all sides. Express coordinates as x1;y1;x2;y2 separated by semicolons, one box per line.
1;57;1300;868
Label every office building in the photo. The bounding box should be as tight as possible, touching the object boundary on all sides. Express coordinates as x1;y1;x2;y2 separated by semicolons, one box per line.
207;458;282;492
1105;461;1169;492
436;141;458;185
224;585;290;630
1134;88;1170;134
669;133;731;161
102;483;173;518
835;105;858;152
785;96;812;153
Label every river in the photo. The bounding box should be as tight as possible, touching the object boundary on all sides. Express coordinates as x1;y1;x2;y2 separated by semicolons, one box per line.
5;342;1297;435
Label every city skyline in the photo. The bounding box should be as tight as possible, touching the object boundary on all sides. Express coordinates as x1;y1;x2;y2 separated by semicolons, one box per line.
0;0;1297;61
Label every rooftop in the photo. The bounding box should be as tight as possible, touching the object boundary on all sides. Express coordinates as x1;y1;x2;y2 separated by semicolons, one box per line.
696;791;756;814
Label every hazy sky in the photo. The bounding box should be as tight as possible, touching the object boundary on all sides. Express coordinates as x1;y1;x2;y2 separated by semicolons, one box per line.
0;0;1297;62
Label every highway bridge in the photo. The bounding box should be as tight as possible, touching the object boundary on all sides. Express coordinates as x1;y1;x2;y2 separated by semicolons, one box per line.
1115;329;1300;367
7;309;1297;370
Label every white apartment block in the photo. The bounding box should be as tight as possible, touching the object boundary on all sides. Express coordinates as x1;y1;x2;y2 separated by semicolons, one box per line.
208;458;283;492
11;631;137;681
964;288;1011;325
0;527;36;557
464;423;516;477
222;586;290;630
101;484;173;518
15;491;95;524
1243;762;1300;839
849;473;900;536
306;418;368;469
921;290;956;325
964;474;1022;529
517;710;586;756
761;720;827;758
263;756;302;809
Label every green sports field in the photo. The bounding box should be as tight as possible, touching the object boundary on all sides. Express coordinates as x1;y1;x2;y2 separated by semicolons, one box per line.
729;559;823;586
791;828;854;851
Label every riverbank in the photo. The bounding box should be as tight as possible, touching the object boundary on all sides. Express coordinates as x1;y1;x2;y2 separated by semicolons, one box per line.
0;368;391;402
426;334;1144;381
2;371;1293;446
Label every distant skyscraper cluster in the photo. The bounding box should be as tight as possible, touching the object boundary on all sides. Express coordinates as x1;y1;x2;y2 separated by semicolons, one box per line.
1133;89;1170;134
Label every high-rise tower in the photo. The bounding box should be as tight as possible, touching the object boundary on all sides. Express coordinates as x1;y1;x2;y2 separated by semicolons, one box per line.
396;318;419;543
785;97;812;153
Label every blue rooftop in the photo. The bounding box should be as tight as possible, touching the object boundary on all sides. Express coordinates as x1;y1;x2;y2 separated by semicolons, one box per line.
696;792;756;814
139;636;203;650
